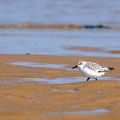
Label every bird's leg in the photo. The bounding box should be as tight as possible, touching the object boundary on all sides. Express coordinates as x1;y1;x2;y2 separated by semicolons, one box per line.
87;77;90;81
94;78;97;81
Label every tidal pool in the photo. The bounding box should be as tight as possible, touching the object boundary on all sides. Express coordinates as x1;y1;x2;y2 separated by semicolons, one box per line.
11;62;66;69
22;77;112;84
52;89;76;92
48;108;109;115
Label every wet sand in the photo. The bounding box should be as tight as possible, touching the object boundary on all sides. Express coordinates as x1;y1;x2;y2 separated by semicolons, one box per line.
66;46;108;53
0;24;118;30
0;24;84;29
0;54;120;120
109;50;120;54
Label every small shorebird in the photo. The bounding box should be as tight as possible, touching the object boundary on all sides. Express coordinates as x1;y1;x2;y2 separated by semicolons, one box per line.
72;60;114;81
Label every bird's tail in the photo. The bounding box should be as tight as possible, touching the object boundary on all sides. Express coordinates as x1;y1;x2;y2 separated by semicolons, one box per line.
98;67;114;72
103;67;114;72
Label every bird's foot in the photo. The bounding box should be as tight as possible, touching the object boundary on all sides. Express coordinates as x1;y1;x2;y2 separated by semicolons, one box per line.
87;77;90;81
94;78;97;81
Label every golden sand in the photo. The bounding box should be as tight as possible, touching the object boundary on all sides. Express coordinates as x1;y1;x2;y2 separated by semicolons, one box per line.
0;54;120;120
65;46;108;53
109;50;120;54
0;24;84;29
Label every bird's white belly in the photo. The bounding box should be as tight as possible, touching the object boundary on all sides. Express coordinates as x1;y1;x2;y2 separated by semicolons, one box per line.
79;67;105;78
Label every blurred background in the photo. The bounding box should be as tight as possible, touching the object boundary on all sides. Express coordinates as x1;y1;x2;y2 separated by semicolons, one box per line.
0;0;120;57
1;0;120;25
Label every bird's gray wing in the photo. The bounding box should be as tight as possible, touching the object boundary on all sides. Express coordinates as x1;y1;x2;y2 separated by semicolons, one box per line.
84;62;103;72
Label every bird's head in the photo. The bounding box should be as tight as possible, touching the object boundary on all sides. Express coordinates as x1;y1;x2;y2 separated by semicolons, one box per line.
72;60;86;69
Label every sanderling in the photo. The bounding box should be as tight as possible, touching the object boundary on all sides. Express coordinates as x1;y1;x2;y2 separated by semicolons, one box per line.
72;60;114;81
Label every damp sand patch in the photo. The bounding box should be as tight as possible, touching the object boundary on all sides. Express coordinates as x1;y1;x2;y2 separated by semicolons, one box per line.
66;46;107;53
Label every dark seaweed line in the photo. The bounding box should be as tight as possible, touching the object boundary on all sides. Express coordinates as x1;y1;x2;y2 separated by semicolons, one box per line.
0;24;115;29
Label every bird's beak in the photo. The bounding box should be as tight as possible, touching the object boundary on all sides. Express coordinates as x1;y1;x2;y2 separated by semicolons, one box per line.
72;65;78;69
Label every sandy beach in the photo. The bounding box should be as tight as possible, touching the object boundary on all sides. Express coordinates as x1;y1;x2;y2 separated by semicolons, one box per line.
0;54;119;120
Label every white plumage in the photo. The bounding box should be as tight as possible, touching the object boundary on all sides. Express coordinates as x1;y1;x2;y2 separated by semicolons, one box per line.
72;60;114;81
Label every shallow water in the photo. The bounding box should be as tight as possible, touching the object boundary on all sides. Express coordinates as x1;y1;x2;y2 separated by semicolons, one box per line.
22;77;112;84
0;1;120;57
48;108;109;115
11;62;66;69
52;89;76;92
0;29;120;57
0;0;120;25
